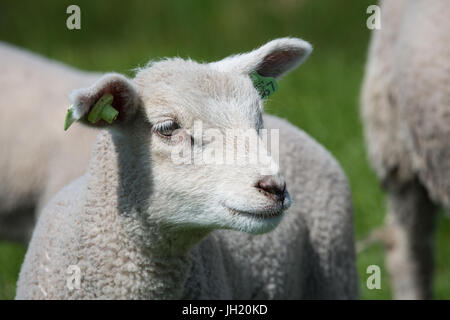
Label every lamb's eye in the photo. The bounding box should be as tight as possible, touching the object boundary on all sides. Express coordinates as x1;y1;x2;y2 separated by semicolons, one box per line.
153;120;181;138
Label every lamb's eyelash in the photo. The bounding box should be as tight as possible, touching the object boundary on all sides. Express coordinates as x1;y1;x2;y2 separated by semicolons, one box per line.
152;120;177;133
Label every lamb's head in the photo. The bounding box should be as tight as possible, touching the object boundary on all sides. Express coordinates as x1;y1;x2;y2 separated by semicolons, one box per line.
69;37;312;235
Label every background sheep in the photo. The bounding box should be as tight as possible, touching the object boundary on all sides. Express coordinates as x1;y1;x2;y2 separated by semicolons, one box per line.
0;42;98;243
361;0;450;299
16;38;358;299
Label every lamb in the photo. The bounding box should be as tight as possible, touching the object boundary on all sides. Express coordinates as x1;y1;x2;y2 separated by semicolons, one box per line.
16;38;358;299
0;42;98;243
361;0;450;299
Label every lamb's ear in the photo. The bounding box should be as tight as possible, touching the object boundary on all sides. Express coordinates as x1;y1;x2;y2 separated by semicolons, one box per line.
210;37;312;79
66;73;140;130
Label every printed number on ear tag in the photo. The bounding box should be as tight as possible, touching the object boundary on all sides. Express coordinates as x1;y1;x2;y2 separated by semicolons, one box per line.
250;72;279;99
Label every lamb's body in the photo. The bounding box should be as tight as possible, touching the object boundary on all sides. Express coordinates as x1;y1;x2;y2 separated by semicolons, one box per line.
361;0;450;299
0;43;98;242
17;116;356;299
16;38;358;299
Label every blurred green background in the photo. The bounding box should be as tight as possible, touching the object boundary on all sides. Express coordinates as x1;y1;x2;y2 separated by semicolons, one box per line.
0;0;448;299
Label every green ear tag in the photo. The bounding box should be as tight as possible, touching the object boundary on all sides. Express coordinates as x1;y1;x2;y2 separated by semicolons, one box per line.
250;72;279;99
64;105;77;131
87;93;118;124
64;93;119;131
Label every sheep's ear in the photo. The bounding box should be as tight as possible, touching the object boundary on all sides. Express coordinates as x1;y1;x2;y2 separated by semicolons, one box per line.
210;37;312;79
65;73;140;130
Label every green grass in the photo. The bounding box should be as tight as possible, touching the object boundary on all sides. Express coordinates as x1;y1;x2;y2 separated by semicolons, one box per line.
0;0;448;299
0;242;26;299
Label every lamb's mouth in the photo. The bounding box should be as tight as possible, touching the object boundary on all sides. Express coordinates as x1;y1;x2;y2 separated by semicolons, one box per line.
225;206;285;219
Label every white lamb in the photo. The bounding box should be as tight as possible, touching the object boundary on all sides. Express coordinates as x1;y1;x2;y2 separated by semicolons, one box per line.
16;38;358;299
361;0;449;299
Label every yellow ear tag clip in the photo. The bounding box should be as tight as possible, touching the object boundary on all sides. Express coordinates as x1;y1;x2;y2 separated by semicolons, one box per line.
64;93;119;131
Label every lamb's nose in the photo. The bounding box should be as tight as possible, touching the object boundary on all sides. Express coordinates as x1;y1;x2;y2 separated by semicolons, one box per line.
256;176;287;202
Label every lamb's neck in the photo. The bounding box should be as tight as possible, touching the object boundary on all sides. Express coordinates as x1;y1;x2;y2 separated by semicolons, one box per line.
80;130;205;299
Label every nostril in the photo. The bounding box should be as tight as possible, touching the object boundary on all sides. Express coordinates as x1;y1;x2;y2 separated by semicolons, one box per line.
256;176;286;200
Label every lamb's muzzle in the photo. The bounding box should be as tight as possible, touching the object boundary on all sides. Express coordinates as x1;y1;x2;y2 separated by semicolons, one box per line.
256;175;287;203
